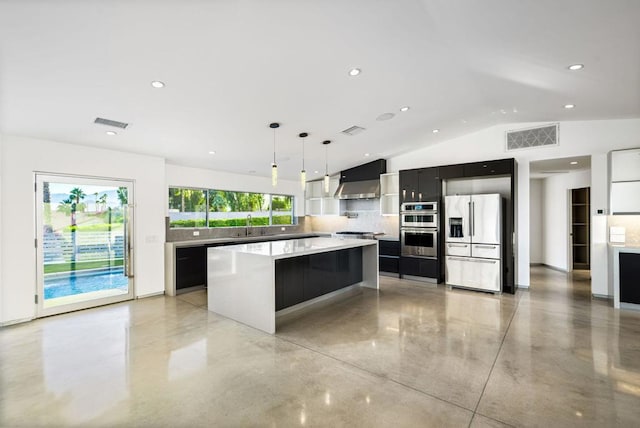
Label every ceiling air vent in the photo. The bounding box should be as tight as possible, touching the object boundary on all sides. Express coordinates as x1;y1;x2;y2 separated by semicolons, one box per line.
506;123;558;151
341;125;366;136
94;117;129;129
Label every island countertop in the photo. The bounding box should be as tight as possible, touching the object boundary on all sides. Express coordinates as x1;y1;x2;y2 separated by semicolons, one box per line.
207;237;379;333
212;237;377;259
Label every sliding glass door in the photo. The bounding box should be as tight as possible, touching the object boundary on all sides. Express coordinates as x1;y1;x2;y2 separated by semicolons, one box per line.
35;174;135;317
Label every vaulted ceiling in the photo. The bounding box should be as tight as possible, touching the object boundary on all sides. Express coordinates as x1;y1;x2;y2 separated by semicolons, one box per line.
1;0;638;180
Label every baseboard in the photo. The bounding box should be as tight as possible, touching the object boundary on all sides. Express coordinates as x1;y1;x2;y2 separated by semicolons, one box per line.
539;264;569;273
0;316;35;327
592;293;612;300
136;291;165;299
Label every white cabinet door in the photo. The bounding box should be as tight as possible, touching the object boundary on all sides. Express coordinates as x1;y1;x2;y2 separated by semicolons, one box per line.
611;181;640;214
611;149;640;182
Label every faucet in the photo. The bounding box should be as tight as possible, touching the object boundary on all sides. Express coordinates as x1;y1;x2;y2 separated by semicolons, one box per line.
246;214;252;236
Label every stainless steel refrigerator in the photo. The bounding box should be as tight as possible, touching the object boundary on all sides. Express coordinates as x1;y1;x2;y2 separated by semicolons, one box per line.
445;194;502;292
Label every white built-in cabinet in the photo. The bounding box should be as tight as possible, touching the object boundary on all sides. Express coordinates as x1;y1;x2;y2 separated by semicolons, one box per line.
380;172;399;215
610;148;640;214
305;176;340;216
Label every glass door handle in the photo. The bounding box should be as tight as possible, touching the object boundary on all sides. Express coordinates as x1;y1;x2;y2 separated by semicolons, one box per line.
125;203;135;278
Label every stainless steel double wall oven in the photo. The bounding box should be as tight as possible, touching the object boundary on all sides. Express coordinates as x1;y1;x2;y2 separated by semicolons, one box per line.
400;202;439;258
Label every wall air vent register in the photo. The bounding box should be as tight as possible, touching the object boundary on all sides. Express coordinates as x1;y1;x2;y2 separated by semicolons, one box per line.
94;117;129;129
506;123;558;151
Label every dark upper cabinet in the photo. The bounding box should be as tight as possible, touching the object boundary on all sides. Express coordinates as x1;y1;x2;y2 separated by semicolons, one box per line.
418;167;440;201
463;159;513;178
399;167;440;203
438;164;464;179
340;159;386;183
399;169;419;203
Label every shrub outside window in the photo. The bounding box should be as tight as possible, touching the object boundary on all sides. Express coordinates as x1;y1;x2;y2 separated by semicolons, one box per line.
168;187;294;228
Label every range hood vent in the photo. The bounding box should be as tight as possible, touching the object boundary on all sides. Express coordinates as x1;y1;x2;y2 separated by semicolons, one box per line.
334;159;386;200
335;179;380;200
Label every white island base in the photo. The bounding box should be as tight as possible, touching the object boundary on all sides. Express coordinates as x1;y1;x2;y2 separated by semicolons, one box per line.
207;237;379;334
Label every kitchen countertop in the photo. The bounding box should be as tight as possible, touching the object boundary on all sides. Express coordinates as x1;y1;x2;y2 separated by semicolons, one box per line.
168;232;327;247
377;235;399;241
209;237;377;260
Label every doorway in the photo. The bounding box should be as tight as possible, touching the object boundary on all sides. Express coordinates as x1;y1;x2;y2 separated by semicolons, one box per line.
35;174;135;317
571;187;591;270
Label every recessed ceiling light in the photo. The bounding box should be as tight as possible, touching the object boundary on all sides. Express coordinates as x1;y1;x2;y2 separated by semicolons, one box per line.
364;153;370;157
570;161;578;165
400;106;410;112
314;170;319;174
151;80;165;88
564;104;575;109
208;151;216;155
432;129;440;133
568;64;584;71
348;68;361;77
105;130;117;136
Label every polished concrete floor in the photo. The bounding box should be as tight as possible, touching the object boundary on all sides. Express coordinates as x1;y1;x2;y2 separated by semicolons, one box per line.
2;267;640;427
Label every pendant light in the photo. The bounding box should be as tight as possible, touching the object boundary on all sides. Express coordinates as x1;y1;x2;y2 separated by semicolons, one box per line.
270;122;280;186
323;140;331;193
299;132;308;191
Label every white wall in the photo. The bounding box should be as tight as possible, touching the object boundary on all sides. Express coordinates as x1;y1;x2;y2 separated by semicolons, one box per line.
542;170;591;271
590;154;609;296
165;164;305;217
0;135;166;324
388;118;640;288
0;134;3;323
529;179;544;264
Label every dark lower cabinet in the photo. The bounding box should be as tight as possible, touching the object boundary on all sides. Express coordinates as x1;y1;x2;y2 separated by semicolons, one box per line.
400;256;438;279
379;239;400;274
275;248;363;311
175;246;207;290
307;251;336;299
275;256;307;311
620;253;640;305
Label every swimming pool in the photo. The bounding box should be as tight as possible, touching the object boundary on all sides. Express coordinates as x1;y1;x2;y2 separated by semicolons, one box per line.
44;268;129;299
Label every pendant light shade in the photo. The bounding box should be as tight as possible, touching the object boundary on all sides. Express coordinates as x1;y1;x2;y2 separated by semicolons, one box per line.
299;132;308;191
270;123;280;187
323;140;331;193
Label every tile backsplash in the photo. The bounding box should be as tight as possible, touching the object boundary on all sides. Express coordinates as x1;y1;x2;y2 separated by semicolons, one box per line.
608;215;640;246
310;211;399;238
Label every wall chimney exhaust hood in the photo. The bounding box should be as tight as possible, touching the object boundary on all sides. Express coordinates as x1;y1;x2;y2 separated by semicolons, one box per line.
334;159;386;200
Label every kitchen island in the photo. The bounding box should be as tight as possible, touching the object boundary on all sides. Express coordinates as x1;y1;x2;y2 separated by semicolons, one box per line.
207;237;378;333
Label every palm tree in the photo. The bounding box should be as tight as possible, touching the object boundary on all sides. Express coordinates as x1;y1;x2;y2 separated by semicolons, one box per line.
63;187;86;272
117;187;128;206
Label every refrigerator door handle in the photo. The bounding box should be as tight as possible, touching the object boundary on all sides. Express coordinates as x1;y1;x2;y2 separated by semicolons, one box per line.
475;245;497;249
468;201;472;237
447;256;470;262
448;243;468;248
473;259;497;264
471;201;475;237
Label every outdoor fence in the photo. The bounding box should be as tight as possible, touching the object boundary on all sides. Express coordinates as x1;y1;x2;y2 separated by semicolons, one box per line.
43;231;124;264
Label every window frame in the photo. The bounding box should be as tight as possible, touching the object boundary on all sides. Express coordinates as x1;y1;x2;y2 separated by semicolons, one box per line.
167;186;295;228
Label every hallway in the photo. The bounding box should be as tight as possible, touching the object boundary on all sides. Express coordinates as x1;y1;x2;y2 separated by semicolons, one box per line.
1;267;639;427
